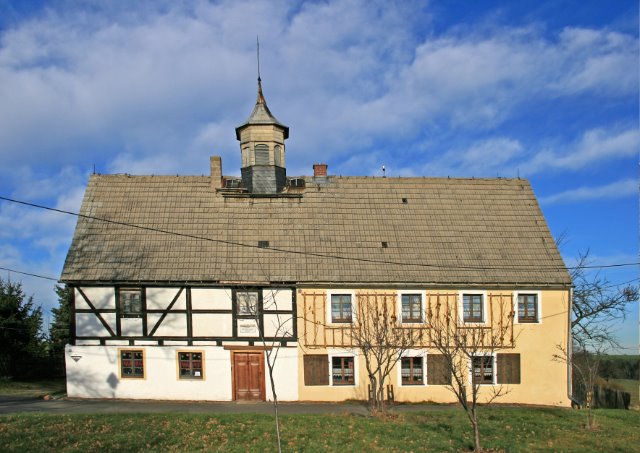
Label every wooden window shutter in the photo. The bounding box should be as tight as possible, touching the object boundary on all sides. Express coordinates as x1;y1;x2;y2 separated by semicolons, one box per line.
304;354;329;386
427;354;451;385
497;353;521;384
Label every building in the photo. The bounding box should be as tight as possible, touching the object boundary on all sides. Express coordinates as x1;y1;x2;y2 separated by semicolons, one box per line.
61;78;572;405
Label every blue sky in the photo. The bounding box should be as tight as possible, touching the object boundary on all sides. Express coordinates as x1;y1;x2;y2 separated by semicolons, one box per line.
0;0;637;351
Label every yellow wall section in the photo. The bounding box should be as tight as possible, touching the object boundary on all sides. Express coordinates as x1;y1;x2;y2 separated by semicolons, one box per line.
296;289;570;407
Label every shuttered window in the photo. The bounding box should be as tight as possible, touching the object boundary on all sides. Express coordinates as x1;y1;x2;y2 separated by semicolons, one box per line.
304;354;329;386
497;353;521;384
427;354;451;385
274;145;282;166
255;144;269;165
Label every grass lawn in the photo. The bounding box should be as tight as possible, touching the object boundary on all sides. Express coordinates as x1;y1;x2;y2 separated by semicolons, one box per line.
0;408;638;452
0;378;66;398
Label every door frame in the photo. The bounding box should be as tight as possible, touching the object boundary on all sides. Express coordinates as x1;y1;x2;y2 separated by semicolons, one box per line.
231;350;266;401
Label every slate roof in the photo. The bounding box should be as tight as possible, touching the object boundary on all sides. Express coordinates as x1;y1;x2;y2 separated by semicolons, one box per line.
61;174;571;287
235;79;289;139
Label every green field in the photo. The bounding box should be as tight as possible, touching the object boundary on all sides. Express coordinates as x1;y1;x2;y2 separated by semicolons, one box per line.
0;409;638;452
610;378;639;408
0;378;66;398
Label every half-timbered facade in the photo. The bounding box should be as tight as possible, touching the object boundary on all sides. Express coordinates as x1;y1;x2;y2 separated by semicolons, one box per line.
61;78;572;405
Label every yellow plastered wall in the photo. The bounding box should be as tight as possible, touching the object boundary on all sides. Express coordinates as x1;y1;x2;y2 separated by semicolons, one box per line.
296;288;571;407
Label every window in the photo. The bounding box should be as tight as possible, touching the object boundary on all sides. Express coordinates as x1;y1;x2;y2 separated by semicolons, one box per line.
427;354;451;385
401;294;422;323
255;144;269;165
463;294;483;322
331;294;352;323
178;352;203;379
120;350;144;378
304;354;329;386
518;293;538;323
497;353;521;384
237;291;258;315
332;356;355;385
401;356;423;385
119;288;142;316
472;356;494;384
274;145;282;166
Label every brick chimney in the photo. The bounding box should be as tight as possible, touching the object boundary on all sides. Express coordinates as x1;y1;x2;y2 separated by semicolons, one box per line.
210;156;222;189
313;163;327;177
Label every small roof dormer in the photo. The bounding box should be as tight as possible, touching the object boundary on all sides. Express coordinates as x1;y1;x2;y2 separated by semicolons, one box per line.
236;78;289;194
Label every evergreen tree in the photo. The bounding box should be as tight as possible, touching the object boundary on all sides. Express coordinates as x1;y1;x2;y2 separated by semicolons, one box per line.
49;285;72;362
0;278;45;377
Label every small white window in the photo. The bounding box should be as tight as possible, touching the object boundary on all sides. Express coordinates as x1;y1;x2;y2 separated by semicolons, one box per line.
514;291;542;324
459;291;487;324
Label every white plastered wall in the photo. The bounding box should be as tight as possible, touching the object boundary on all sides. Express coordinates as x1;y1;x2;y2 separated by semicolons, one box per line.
65;345;299;402
265;346;299;402
66;345;233;400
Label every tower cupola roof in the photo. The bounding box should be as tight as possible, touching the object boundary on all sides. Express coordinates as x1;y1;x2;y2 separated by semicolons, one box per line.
235;78;289;140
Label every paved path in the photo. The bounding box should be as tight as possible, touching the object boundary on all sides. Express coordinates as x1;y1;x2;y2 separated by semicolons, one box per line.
0;396;457;415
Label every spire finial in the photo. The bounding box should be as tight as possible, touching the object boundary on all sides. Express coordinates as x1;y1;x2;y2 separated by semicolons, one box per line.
256;36;265;104
257;35;261;81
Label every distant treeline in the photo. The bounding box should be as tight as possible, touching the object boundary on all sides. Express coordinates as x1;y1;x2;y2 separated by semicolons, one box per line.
599;355;639;380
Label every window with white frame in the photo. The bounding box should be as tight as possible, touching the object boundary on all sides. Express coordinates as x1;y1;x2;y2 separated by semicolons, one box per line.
401;356;424;385
331;356;355;385
517;293;539;323
330;294;353;323
401;293;423;323
471;355;494;384
462;293;484;323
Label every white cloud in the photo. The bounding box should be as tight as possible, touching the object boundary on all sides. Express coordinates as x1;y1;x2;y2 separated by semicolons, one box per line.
522;127;639;174
539;179;637;205
397;137;524;177
0;0;636;174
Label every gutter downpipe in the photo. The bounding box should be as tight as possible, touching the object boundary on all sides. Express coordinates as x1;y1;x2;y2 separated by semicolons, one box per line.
567;286;579;407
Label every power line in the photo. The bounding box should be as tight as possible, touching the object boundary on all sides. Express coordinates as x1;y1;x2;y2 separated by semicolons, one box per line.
1;194;639;273
0;266;59;281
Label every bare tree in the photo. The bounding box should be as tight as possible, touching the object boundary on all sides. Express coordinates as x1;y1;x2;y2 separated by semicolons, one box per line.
349;293;426;412
571;251;638;349
427;294;514;453
554;342;606;429
256;288;295;453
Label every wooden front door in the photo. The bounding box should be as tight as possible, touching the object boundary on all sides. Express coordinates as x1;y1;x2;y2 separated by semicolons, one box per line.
232;352;265;401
